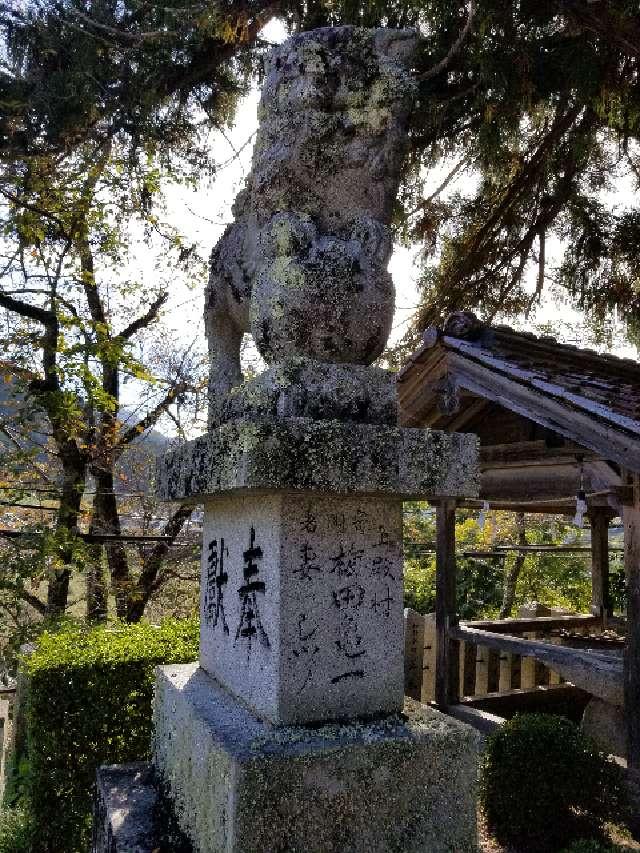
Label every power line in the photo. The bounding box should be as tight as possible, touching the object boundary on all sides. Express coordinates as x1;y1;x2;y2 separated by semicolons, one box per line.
0;486;172;497
0;529;200;545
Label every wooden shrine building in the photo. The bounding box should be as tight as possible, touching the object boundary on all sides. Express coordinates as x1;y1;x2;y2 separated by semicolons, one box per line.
397;312;640;787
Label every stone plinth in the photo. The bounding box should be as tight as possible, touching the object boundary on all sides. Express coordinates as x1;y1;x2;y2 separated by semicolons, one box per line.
219;358;398;426
582;697;627;758
200;492;403;724
159;418;478;725
93;764;193;853
93;764;161;853
157;418;479;504
153;663;481;853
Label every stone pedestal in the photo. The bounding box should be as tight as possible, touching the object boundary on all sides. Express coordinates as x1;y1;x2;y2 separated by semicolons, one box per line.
152;663;481;853
199;492;404;724
145;417;480;852
159;416;476;724
158;417;477;729
93;764;161;853
582;696;627;759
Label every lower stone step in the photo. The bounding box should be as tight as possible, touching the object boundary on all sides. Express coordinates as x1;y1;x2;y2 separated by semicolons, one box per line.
93;762;192;853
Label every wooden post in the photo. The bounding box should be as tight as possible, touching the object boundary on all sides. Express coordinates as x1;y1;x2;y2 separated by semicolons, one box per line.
458;640;467;698
520;632;538;690
435;499;459;708
422;613;437;702
498;652;513;693
590;508;613;624
403;608;426;701
548;634;563;685
623;474;640;833
474;645;490;696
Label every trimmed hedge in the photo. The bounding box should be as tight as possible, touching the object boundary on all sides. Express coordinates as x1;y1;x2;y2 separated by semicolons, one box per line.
19;619;199;853
480;713;626;852
0;806;32;853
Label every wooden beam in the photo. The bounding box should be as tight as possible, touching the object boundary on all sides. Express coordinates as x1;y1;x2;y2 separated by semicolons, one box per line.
463;614;599;634
624;474;640;777
450;625;623;705
446;398;488;432
459;497;620;516
479;441;596;468
458;498;577;515
435;499;459;708
494;545;622;554
590;508;614;621
480;464;612;503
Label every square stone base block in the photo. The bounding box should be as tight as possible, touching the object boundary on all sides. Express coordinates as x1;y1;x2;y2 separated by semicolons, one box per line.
153;664;481;853
93;763;160;853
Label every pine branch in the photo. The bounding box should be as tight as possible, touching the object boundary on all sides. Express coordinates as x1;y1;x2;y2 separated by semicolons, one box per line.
420;0;477;82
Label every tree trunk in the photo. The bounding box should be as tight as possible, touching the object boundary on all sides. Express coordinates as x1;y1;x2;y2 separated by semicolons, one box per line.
125;504;193;622
86;554;108;623
46;569;71;616
86;481;109;623
499;512;527;619
46;443;86;616
91;467;131;620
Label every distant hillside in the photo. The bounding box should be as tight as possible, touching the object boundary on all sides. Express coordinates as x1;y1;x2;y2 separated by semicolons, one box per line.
0;364;49;458
0;370;173;497
116;414;172;495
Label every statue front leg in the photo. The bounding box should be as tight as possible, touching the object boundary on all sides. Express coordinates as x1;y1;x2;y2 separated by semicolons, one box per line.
205;304;245;429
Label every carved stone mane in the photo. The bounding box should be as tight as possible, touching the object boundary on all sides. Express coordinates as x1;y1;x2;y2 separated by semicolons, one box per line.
205;27;417;426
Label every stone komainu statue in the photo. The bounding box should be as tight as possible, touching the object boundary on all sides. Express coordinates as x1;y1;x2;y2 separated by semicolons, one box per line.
205;26;417;427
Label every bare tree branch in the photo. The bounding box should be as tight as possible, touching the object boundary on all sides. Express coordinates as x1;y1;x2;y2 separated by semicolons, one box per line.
118;381;189;447
125;503;193;621
118;291;168;341
0;292;55;326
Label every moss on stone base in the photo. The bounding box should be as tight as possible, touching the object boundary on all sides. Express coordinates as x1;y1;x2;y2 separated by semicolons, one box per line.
153;665;481;853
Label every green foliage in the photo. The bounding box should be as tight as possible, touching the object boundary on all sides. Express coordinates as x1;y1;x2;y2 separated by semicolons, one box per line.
6;1;640;347
480;714;626;852
0;806;33;853
403;504;594;619
1;0;255;163
404;503;504;618
403;557;436;613
20;618;199;853
394;2;640;346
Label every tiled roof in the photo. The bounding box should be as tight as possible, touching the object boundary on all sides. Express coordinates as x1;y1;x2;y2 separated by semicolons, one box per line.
398;314;640;439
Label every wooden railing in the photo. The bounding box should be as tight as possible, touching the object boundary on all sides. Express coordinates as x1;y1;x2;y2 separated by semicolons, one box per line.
404;610;621;704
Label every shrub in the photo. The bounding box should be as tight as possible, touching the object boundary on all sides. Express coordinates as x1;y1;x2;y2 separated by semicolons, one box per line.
20;618;199;853
559;842;625;853
0;806;33;853
480;713;625;852
403;558;436;613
